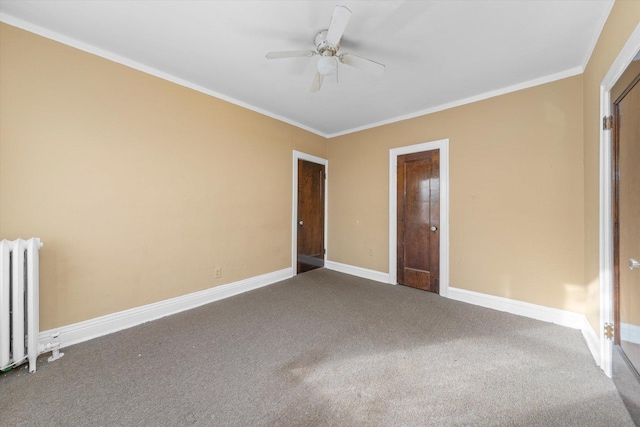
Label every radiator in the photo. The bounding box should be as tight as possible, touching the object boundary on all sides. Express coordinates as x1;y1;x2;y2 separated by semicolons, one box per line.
0;238;42;373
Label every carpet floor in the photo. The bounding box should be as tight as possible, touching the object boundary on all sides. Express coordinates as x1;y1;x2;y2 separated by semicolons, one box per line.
0;269;635;426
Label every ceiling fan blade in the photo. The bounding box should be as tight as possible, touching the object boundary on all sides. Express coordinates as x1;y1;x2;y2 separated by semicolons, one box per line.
265;50;316;59
339;53;385;77
311;72;324;93
326;5;352;46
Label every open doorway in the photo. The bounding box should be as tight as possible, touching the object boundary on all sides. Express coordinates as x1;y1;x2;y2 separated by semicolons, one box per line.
612;54;640;422
292;151;328;275
599;24;640;423
612;54;640;378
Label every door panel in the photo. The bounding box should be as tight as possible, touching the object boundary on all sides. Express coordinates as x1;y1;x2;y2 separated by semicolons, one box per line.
613;66;640;385
297;159;325;274
397;150;440;292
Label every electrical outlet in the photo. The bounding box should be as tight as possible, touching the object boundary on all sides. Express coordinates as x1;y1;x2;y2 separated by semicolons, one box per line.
215;267;222;278
368;248;373;257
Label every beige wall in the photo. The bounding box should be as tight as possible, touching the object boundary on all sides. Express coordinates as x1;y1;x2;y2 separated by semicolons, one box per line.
327;77;586;312
582;0;640;331
0;24;327;330
328;0;640;325
3;2;640;334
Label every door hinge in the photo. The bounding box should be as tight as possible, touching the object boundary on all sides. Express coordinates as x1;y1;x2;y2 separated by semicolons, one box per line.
324;248;326;255
604;322;614;340
603;115;613;130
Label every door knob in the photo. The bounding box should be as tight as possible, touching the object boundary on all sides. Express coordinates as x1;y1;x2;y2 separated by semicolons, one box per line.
431;226;438;232
630;259;640;270
299;220;303;226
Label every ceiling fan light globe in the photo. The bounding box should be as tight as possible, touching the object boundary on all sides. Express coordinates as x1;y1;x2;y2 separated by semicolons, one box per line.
317;56;336;76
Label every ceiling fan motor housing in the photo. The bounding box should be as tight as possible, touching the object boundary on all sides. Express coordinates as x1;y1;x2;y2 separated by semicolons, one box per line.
315;29;339;56
264;5;384;92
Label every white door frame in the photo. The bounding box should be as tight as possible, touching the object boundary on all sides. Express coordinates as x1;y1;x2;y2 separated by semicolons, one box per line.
389;139;450;295
292;151;328;276
599;23;640;377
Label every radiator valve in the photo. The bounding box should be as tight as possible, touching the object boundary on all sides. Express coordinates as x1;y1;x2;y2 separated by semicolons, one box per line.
45;332;64;363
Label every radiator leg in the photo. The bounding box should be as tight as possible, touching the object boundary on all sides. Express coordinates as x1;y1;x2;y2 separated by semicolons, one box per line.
28;353;37;373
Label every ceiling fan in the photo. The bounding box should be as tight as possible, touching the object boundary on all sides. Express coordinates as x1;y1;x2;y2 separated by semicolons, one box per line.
265;5;386;92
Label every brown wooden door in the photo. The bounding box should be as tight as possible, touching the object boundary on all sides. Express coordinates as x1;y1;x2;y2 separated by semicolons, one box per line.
397;150;440;292
297;159;325;274
613;65;640;381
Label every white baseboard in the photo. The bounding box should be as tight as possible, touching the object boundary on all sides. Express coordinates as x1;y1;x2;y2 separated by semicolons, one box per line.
581;317;601;365
447;286;601;365
39;267;293;350
38;263;605;368
324;261;602;364
621;322;640;345
447;287;585;329
325;260;390;284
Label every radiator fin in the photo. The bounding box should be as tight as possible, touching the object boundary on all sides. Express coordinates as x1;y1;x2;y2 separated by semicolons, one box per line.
0;238;42;373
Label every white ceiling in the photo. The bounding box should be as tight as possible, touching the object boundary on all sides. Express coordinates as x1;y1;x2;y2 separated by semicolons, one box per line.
0;0;614;137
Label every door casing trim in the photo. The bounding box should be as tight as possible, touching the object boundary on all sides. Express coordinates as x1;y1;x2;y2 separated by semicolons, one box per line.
389;139;450;295
292;151;328;276
599;22;640;377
